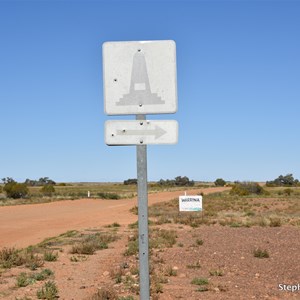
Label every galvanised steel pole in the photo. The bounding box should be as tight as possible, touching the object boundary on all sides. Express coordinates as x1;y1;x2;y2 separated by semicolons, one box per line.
136;114;150;300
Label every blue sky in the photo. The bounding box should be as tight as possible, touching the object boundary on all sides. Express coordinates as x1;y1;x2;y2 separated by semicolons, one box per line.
0;0;299;183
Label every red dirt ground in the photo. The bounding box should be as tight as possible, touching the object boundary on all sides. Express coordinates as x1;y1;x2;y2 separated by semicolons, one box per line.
0;187;227;249
1;187;300;300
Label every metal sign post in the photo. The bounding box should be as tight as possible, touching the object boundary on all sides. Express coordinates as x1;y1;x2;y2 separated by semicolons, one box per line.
136;114;150;300
103;40;178;299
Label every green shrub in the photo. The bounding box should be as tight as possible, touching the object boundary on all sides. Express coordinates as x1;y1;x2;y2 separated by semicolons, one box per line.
191;277;209;285
97;192;120;200
230;182;264;196
214;178;226;187
33;269;54;281
43;251;58;262
0;247;24;268
253;248;269;258
16;272;35;287
269;217;281;227
70;232;116;255
41;185;55;196
283;188;293;196
91;287;117;300
4;182;29;199
37;281;58;299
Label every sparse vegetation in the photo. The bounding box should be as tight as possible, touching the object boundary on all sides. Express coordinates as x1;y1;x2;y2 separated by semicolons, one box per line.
36;281;58;299
195;239;204;246
191;277;209;285
0;247;44;270
41;184;55;196
187;261;201;269
91;286;117;299
106;222;121;228
16;269;53;287
16;272;36;287
253;248;269;258
209;269;223;276
70;232;118;255
97;192;121;199
230;182;265;196
43;251;58;262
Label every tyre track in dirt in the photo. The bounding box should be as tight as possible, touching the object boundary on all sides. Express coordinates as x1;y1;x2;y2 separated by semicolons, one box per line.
0;187;228;248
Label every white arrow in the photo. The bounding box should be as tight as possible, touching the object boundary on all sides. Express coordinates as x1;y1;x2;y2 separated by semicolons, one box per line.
117;125;167;139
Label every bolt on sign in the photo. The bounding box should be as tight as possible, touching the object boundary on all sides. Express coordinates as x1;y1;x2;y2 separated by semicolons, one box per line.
103;40;178;300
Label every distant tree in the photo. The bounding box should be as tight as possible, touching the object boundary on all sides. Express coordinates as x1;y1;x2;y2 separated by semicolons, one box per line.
175;176;194;186
2;177;16;184
41;184;55;196
266;174;299;187
124;178;138;185
214;178;226;187
158;176;194;187
4;182;29;199
38;177;56;186
0;185;2;193
24;177;56;186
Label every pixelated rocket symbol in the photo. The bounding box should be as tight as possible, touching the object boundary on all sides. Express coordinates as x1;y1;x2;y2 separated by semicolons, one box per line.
117;50;165;106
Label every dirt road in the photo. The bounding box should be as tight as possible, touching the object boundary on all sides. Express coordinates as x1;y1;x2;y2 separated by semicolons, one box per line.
0;187;227;248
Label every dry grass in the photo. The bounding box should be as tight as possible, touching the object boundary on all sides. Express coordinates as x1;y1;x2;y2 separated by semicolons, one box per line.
147;188;300;228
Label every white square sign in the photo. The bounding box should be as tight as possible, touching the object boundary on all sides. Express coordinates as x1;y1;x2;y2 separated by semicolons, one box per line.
179;196;203;212
103;40;177;115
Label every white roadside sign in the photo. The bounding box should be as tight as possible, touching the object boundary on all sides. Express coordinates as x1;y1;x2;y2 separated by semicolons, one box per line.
179;195;203;212
105;120;178;145
103;40;177;115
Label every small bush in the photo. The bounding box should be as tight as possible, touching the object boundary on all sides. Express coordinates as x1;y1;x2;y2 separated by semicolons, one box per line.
269;217;282;227
253;248;269;258
97;192;121;200
37;281;58;299
70;232;116;255
91;287;117;300
33;269;54;281
41;185;55;196
124;240;139;256
0;247;24;268
4;182;29;199
44;251;58;262
191;277;209;285
24;252;44;270
16;272;35;287
209;269;223;276
187;261;201;269
283;188;293;196
196;239;204;246
230;182;265;196
164;265;177;276
70;242;96;255
106;222;121;228
196;286;209;292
